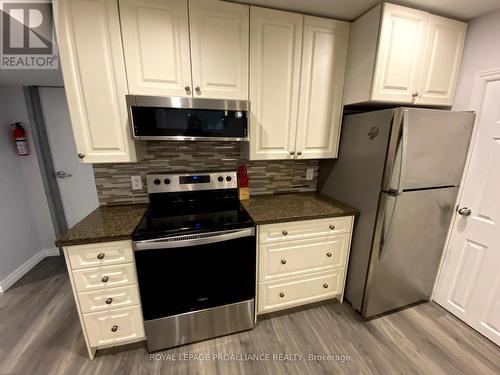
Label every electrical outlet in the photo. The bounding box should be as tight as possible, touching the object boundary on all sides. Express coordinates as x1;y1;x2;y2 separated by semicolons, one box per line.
131;175;143;190
306;168;314;181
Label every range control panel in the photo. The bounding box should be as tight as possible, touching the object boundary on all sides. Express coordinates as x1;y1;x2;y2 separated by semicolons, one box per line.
147;171;238;193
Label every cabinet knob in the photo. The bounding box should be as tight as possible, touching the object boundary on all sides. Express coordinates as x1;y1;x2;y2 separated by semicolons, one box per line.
279;292;285;298
290;151;295;155
105;297;113;305
97;252;105;260
77;153;85;159
111;325;118;332
329;225;335;230
101;276;109;283
280;259;287;265
296;151;302;156
323;283;329;289
412;92;419;98
184;85;191;93
326;252;332;258
282;230;288;236
195;86;201;95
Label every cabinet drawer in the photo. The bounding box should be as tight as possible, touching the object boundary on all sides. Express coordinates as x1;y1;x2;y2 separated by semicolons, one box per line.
258;269;344;314
78;284;141;314
259;234;349;281
67;241;133;270
83;305;145;348
73;263;137;292
259;217;352;244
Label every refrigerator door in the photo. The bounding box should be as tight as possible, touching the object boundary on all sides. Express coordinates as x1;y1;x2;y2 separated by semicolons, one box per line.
363;187;459;318
385;108;474;192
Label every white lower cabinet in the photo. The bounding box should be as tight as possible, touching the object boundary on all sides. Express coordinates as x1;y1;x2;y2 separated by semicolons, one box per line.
63;240;145;359
257;216;354;314
258;269;344;314
83;306;145;347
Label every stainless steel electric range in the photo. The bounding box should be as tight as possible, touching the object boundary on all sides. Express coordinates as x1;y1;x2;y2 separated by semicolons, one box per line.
132;171;256;352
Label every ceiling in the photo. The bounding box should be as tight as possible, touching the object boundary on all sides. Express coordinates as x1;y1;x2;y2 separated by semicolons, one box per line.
231;0;500;21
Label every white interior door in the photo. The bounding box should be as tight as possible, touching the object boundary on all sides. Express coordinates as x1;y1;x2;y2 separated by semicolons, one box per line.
434;72;500;346
39;88;99;228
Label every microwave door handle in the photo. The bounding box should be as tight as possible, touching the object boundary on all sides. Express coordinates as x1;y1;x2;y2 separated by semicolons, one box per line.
134;228;255;251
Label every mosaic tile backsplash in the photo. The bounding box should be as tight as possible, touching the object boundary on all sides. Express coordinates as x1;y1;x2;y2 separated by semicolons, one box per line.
93;141;319;205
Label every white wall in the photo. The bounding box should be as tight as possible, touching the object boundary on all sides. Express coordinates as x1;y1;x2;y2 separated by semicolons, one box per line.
0;85;57;290
453;9;500;111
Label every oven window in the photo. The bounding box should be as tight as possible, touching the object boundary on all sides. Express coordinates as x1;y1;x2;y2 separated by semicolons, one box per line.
134;234;256;320
132;107;247;138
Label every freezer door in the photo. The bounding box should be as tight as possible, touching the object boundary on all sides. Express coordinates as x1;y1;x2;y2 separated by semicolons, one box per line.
386;108;475;191
363;187;459;318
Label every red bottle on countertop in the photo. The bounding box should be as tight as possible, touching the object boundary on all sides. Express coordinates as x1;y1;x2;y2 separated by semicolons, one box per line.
237;164;249;200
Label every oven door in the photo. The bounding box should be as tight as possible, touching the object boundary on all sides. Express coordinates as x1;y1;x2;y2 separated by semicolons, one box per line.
133;228;256;349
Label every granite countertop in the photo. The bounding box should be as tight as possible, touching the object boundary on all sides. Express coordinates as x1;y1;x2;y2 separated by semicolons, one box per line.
55;193;358;247
55;204;148;247
241;192;358;225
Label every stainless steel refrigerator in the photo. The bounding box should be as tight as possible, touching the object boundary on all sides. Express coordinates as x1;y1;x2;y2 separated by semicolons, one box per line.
319;107;475;318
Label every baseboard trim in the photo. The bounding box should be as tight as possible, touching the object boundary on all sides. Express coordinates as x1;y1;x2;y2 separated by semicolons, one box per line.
0;248;61;293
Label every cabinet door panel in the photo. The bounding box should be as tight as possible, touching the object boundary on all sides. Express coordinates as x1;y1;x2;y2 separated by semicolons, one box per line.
249;7;302;160
296;16;349;159
371;3;429;103
120;0;192;96
55;0;138;163
416;15;466;106
189;0;248;100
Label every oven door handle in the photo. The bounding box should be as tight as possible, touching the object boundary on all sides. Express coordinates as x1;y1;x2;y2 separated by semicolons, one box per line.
133;228;255;251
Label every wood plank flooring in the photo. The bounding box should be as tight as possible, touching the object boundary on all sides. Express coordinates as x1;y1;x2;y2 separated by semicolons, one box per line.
0;257;498;375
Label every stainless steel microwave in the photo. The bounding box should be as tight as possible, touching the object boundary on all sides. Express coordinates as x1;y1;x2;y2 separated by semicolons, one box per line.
127;95;249;141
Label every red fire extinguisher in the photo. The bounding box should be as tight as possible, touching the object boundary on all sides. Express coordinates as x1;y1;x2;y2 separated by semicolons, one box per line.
11;122;30;156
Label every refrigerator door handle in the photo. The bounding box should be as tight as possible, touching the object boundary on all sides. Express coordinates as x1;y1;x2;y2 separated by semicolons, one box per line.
397;110;410;194
379;193;398;259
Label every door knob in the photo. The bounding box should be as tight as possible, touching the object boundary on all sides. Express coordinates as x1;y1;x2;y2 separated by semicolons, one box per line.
184;85;191;93
412;92;419;98
290;151;295;155
296;151;302;156
458;207;472;217
195;86;201;95
56;171;72;179
77;153;85;159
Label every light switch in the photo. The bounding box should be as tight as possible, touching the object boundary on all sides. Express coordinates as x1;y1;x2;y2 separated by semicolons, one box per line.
306;168;314;181
131;175;143;190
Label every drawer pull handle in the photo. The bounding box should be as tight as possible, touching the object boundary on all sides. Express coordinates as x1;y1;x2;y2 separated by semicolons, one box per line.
279;292;285;298
105;297;113;304
280;259;287;265
326;252;332;258
97;252;105;260
282;230;288;236
329;225;335;230
101;276;109;283
323;283;329;289
111;325;118;332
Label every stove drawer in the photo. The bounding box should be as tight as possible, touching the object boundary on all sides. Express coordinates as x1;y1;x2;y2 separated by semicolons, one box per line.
257;269;344;314
78;284;141;314
67;240;134;270
83;305;145;348
259;217;352;244
259;234;349;281
73;263;137;292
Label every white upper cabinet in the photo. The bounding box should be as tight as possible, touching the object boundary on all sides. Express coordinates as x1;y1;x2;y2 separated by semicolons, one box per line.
416;15;466;106
189;0;249;100
54;0;139;163
344;3;467;106
119;0;249;100
295;17;349;159
249;7;303;160
119;0;192;97
371;4;429;103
